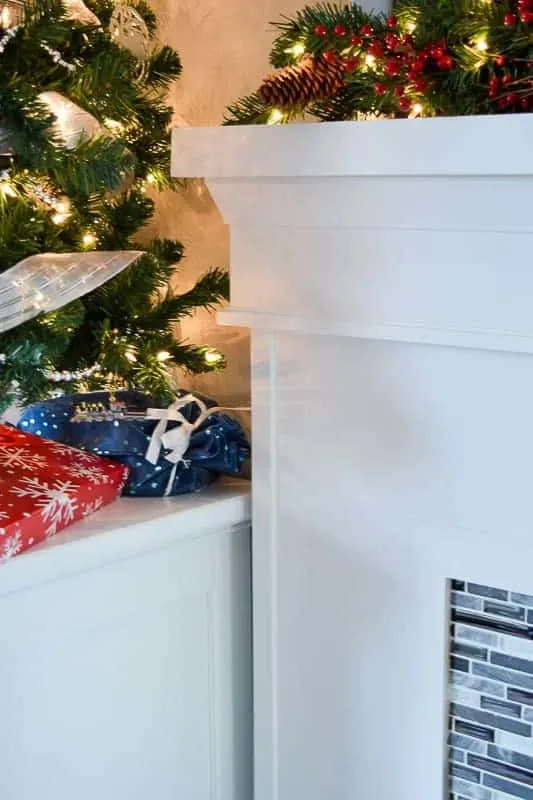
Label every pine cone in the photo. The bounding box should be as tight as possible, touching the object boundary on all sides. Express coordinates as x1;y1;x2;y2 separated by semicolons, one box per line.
258;56;345;109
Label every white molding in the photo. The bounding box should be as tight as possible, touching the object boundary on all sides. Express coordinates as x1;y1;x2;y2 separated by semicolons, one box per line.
172;115;533;179
219;309;533;355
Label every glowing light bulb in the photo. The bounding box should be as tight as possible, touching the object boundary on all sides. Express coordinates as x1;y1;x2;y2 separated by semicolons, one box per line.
1;5;11;26
291;42;306;57
125;349;137;363
0;182;16;198
365;54;376;67
82;232;97;247
405;21;417;33
146;173;156;184
204;349;223;365
105;118;123;131
412;102;424;115
55;195;71;215
52;212;68;225
268;109;285;125
475;36;488;51
157;350;171;362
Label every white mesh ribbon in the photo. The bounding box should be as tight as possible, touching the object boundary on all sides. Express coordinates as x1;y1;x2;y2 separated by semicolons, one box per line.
39;91;103;150
0;250;144;332
63;0;101;25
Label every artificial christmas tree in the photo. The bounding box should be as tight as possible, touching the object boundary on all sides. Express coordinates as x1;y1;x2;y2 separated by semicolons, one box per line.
0;0;228;414
225;0;533;124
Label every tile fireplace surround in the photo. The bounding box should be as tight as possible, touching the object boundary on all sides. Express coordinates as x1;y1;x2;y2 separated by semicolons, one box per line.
172;115;533;800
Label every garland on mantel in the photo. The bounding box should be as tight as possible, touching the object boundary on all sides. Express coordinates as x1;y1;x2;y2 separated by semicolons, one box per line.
225;0;533;123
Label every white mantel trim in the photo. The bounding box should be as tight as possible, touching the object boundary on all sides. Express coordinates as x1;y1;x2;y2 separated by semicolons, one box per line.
219;309;533;356
172;115;533;179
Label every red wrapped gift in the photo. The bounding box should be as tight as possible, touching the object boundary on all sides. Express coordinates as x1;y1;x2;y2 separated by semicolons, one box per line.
0;424;129;562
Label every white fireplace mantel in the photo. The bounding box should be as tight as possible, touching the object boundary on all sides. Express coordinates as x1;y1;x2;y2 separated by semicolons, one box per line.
172;115;533;800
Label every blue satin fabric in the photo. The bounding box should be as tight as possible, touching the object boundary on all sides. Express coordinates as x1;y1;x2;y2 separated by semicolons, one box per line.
18;391;250;497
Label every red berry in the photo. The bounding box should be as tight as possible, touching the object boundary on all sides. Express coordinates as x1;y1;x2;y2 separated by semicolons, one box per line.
502;73;512;84
350;34;363;46
323;50;338;63
334;24;347;36
314;24;328;36
398;97;411;112
386;14;398;27
394;85;405;97
359;24;373;36
503;12;517;25
437;54;453;70
373;82;387;95
521;97;530;110
344;57;360;71
384;33;400;50
413;77;428;92
508;92;519;104
519;10;533;21
368;41;385;57
495;55;505;66
384;58;400;76
403;33;414;46
410;57;425;72
489;76;500;91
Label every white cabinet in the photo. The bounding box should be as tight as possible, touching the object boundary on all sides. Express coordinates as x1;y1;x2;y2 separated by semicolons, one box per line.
173;116;533;800
0;481;252;800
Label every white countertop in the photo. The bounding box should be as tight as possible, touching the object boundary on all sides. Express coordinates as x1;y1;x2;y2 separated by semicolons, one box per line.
0;479;251;597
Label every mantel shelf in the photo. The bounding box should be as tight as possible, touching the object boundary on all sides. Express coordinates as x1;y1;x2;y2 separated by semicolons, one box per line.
172;115;533;179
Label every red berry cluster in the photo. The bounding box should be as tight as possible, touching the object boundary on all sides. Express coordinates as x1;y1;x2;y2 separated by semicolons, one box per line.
314;15;454;115
503;0;533;25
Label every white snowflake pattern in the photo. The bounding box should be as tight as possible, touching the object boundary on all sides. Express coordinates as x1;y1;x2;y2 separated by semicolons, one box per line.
69;462;110;485
0;446;48;471
0;510;8;521
10;476;79;537
82;497;104;517
1;529;23;562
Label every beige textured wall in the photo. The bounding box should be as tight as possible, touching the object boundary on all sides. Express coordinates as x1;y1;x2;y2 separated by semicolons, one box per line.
145;0;303;412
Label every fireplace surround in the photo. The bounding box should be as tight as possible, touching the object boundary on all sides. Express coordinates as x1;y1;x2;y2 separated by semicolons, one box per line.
172;114;533;800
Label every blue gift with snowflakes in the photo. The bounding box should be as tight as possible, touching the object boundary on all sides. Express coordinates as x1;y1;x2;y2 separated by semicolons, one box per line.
17;390;250;497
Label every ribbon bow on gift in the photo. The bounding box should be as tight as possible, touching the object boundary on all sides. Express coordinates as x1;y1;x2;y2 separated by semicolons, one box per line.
145;394;249;496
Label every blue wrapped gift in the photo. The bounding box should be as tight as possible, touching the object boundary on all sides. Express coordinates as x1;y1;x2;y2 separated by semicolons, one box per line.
18;390;250;497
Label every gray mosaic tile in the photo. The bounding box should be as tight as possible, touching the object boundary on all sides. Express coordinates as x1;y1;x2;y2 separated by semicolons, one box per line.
450;777;492;799
456;625;500;648
483;773;533;799
452;641;489;661
523;709;533;724
492;653;533;677
508;689;533;707
451;763;481;783
468;755;533;787
469;584;509;601
487;746;533;773
453;592;485;612
485;602;526;623
452;704;532;737
449;733;488;754
473;663;533;693
481;696;522;719
452;672;506;698
513;594;533;609
450;747;466;763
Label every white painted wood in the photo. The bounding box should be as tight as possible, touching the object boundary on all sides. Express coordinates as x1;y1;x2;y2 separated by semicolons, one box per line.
0;481;252;800
172;117;533;800
172;115;533;178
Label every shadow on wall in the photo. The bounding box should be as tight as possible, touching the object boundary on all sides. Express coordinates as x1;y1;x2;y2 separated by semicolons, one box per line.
144;0;308;420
